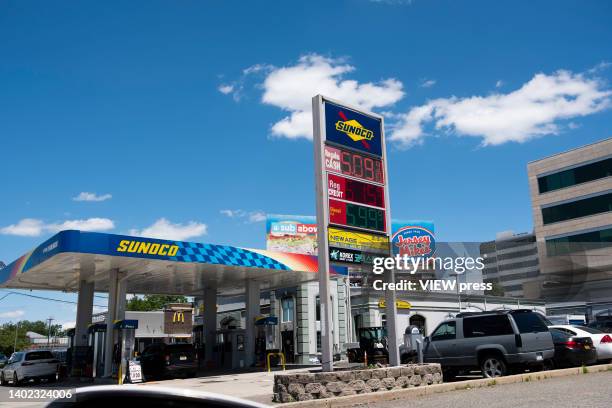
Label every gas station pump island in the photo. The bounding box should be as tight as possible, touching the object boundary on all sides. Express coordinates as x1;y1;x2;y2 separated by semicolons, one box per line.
0;96;401;377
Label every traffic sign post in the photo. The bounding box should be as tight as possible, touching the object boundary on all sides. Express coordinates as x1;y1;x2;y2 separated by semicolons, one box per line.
313;95;400;370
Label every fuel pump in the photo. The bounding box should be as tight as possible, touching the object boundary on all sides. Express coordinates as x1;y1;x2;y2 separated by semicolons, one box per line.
255;316;279;366
87;323;106;378
113;320;139;384
399;325;424;364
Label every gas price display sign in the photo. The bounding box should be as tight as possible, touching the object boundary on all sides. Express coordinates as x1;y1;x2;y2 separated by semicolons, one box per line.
313;95;395;371
314;96;391;267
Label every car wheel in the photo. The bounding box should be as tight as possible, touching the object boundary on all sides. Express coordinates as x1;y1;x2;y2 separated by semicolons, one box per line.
481;355;507;378
0;373;6;386
12;372;19;385
47;374;57;383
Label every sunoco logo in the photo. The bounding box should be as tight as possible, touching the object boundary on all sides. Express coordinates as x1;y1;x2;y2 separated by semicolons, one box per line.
392;226;436;257
335;111;374;149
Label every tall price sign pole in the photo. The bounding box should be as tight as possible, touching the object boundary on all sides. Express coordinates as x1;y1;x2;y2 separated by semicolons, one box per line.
313;95;399;371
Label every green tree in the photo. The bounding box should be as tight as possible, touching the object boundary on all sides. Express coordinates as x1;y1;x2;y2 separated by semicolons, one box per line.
0;320;64;356
126;295;189;311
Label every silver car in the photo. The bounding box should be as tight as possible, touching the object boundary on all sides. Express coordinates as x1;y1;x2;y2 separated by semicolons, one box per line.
0;350;59;385
424;309;555;378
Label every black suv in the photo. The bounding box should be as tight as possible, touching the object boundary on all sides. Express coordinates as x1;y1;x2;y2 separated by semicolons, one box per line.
423;309;554;378
140;343;197;380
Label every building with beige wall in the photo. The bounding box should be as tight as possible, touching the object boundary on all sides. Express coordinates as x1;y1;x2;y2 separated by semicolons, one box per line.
527;138;612;317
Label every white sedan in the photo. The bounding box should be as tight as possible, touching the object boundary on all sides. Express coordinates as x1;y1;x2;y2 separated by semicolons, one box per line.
0;350;58;385
549;325;612;362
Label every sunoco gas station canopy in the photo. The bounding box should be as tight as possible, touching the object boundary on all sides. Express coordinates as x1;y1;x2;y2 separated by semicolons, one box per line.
0;230;346;296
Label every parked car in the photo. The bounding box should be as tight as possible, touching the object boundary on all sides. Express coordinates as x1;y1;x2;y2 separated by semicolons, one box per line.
549;328;597;368
0;350;59;385
587;320;612;333
423;309;554;378
549;325;612;362
140;343;197;380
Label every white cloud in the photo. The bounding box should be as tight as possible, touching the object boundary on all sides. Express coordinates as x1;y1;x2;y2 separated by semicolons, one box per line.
248;211;267;223
73;192;112;202
0;218;114;236
588;61;611;74
420;79;436;88
218;84;234;95
220;54;404;140
61;321;75;330
47;218;115;233
0;219;45;236
220;209;246;218
0;310;25;319
128;218;207;241
389;70;612;147
220;209;266;223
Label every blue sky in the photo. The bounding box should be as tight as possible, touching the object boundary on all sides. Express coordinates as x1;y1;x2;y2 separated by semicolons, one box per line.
1;0;611;326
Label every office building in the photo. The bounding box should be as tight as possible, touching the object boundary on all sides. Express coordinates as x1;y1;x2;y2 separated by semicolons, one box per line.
527;138;612;317
480;231;540;298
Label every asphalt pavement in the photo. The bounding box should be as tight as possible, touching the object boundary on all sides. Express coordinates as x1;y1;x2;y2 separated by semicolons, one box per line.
364;370;612;408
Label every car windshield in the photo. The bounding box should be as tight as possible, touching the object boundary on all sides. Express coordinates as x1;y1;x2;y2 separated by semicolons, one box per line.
550;328;570;341
9;353;23;363
25;351;54;361
576;326;604;334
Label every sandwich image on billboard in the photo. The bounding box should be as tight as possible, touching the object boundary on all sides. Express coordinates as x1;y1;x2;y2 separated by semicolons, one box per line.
266;214;318;255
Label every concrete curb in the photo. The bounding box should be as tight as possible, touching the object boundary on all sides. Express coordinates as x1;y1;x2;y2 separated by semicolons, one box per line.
282;363;612;407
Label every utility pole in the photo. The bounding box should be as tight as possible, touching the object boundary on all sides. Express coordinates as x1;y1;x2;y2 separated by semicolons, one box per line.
47;317;54;347
13;322;19;354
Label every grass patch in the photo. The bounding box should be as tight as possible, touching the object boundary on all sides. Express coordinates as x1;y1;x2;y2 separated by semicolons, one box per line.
582;365;589;374
487;380;497;387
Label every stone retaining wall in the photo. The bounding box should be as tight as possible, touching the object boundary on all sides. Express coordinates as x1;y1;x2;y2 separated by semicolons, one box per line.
273;364;442;403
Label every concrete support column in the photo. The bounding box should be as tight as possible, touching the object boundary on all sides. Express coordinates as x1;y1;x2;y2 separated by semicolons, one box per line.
296;284;310;363
244;280;260;367
116;278;127;322
203;284;217;366
384;268;400;366
104;269;119;377
103;270;127;377
74;258;95;347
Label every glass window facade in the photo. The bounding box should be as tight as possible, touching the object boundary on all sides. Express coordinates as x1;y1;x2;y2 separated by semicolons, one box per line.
496;248;537;261
542;192;612;224
546;227;612;255
498;259;539;271
281;297;294;323
538;158;612;193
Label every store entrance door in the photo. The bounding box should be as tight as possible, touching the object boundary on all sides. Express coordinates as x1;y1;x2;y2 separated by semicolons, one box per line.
281;330;294;363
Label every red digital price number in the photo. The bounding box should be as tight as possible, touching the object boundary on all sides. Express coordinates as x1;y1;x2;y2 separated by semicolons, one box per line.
328;174;385;208
325;146;384;184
